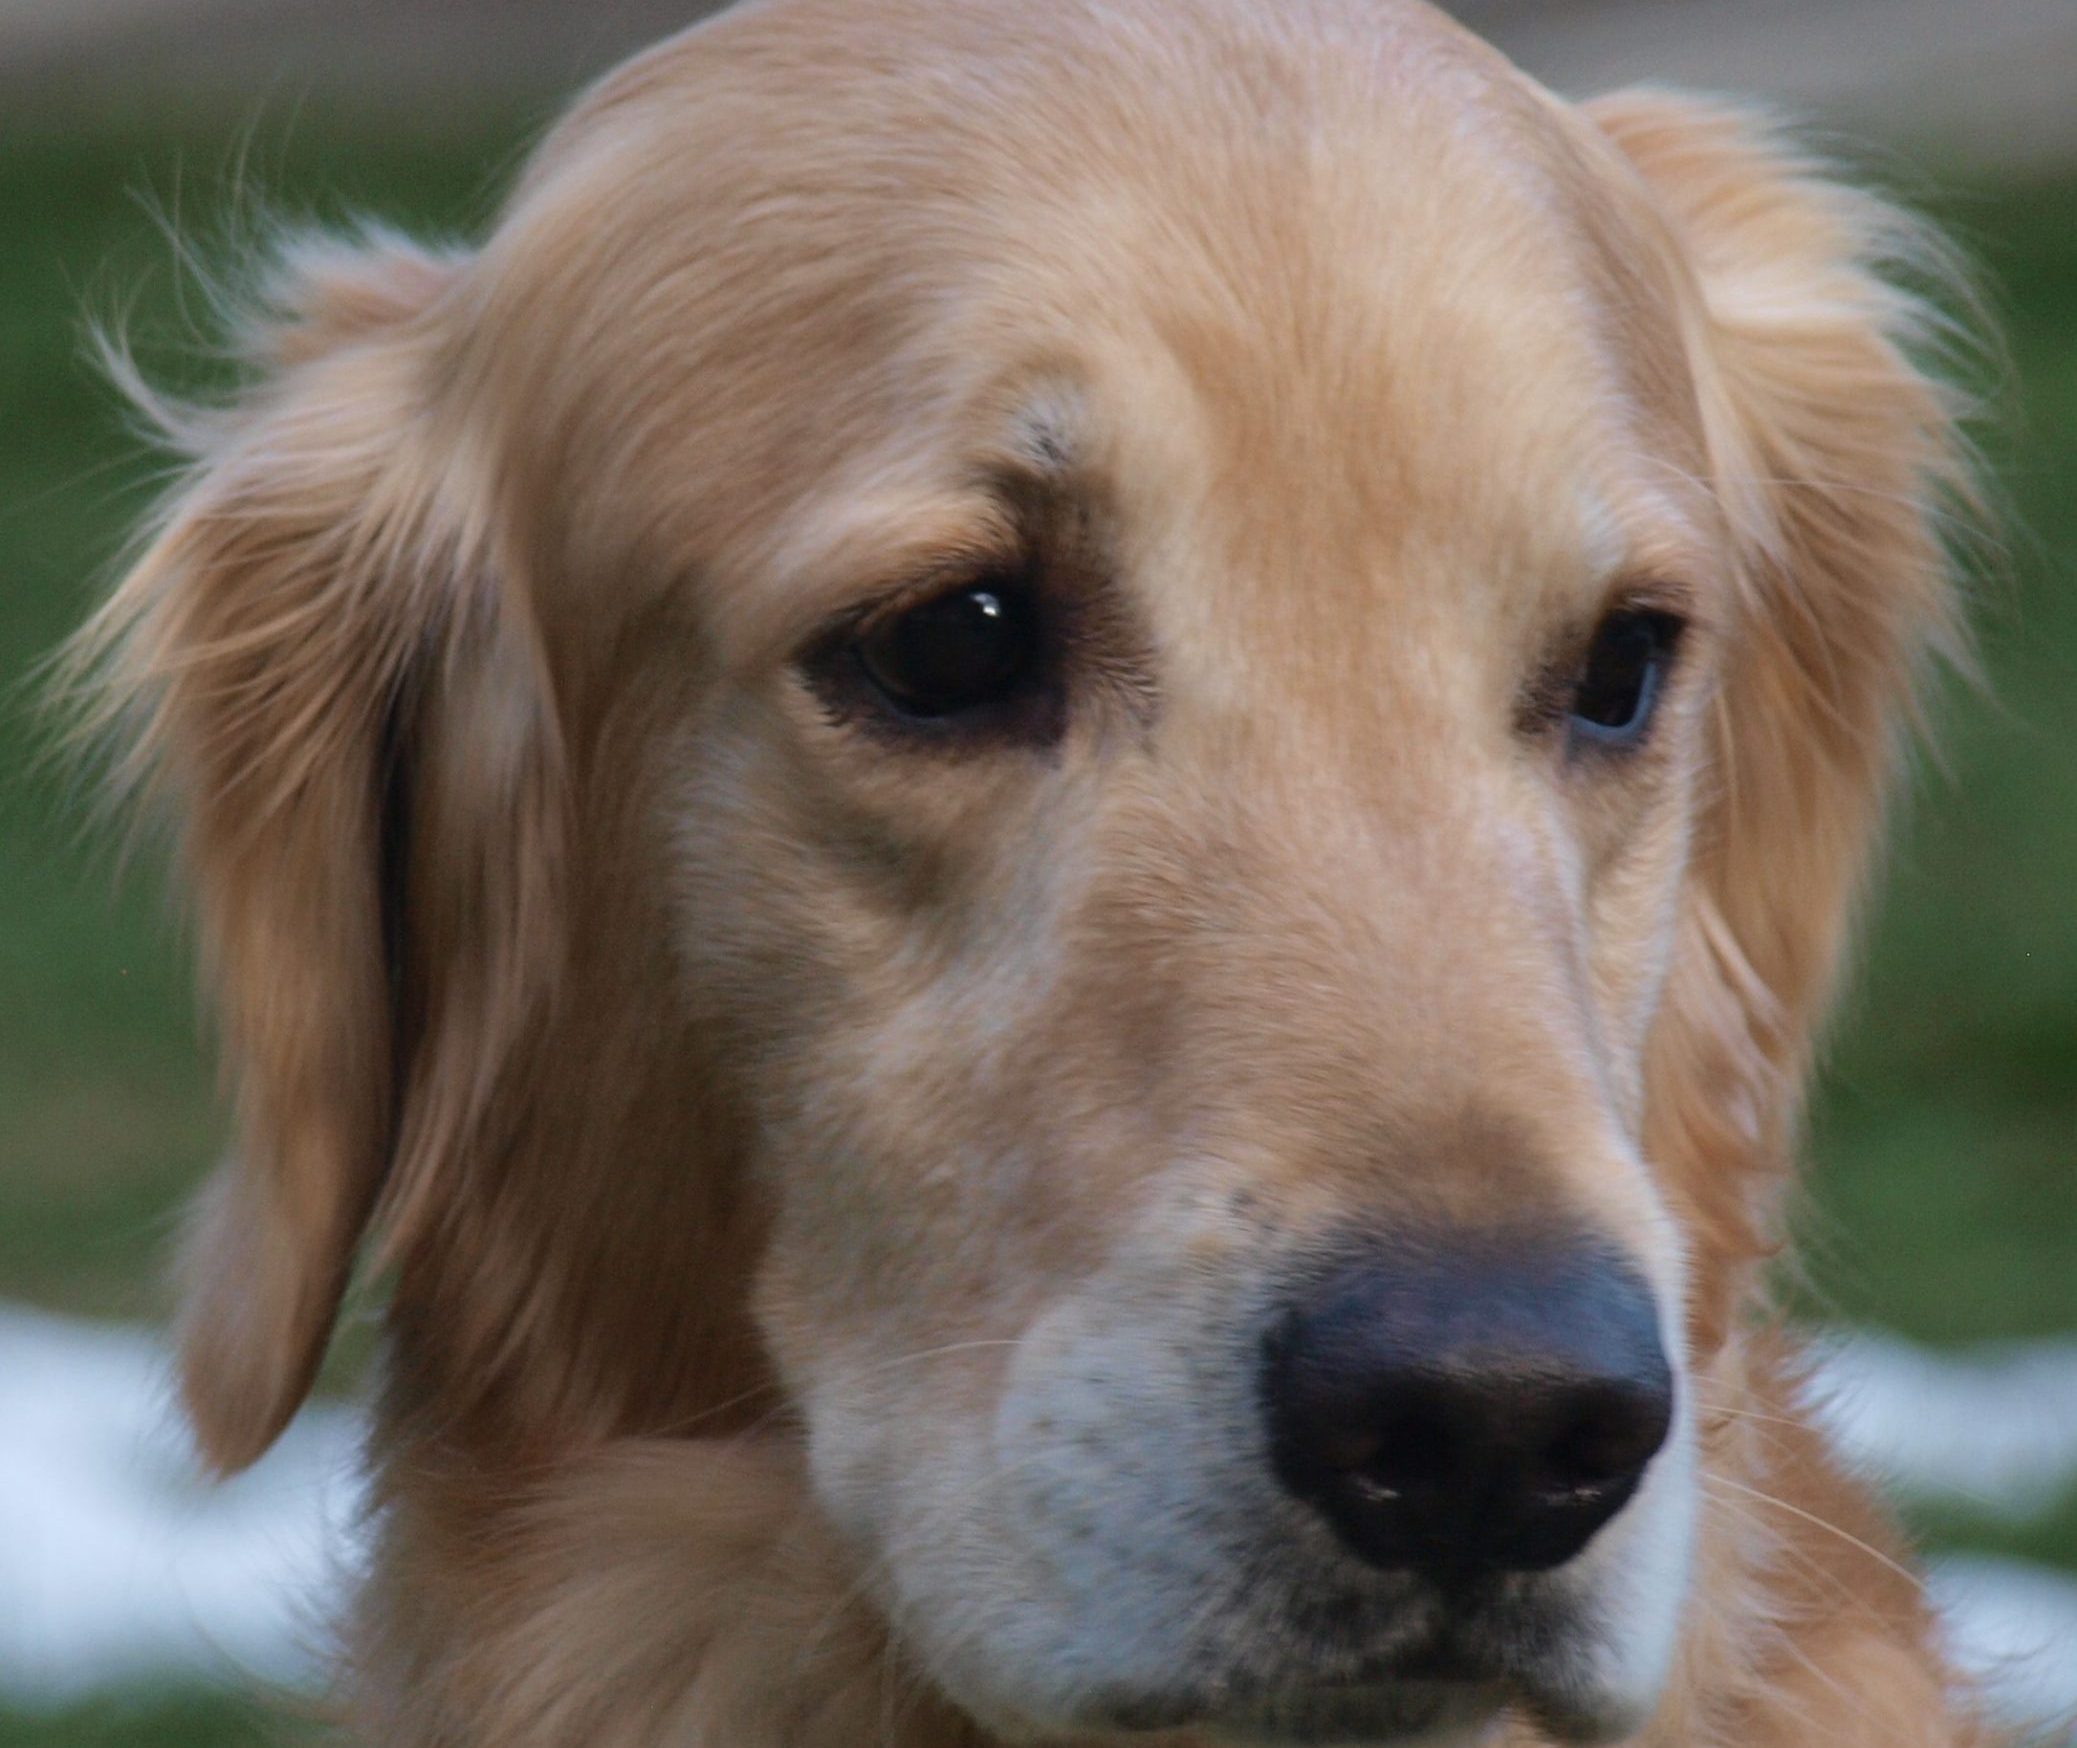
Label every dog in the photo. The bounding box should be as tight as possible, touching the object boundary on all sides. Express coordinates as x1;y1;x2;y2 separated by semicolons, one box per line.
74;0;1986;1741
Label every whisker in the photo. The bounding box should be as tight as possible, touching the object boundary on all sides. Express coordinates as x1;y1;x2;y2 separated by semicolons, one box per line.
1701;1473;1925;1595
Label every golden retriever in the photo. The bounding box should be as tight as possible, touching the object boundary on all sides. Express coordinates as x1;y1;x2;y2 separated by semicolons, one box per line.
74;0;1986;1742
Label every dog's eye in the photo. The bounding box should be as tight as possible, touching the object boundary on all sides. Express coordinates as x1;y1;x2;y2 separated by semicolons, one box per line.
854;580;1041;719
1568;609;1683;747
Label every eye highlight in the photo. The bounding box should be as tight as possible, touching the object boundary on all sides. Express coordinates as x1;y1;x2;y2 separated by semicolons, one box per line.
1567;607;1684;749
852;576;1043;721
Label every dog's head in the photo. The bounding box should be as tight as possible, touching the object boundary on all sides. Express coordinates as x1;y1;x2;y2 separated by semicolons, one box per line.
81;0;1967;1740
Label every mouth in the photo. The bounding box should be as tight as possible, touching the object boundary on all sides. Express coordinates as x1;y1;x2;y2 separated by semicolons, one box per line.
1080;1605;1643;1748
1094;1672;1506;1744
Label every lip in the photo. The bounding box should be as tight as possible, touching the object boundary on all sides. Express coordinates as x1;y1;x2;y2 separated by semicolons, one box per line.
1227;1683;1505;1745
1080;1618;1645;1748
1092;1675;1507;1744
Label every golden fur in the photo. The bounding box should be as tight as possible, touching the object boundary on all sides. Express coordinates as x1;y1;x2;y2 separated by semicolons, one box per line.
73;0;1987;1742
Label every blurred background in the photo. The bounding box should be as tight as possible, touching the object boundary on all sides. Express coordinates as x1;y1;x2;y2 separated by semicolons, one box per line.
2;1;2074;1743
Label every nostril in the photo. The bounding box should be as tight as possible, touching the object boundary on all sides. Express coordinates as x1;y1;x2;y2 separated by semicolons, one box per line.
1539;1386;1671;1497
1347;1396;1458;1499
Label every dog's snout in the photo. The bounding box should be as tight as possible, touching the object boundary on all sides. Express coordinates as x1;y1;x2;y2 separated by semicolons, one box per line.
1263;1240;1673;1580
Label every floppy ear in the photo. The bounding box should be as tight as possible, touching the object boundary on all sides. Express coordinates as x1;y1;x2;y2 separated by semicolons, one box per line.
73;236;564;1471
1587;93;1974;1323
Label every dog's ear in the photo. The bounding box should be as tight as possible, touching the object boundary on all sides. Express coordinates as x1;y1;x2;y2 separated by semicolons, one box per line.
73;235;565;1471
1587;93;1973;1316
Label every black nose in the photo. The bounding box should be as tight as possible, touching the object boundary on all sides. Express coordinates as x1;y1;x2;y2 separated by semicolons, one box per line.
1262;1239;1673;1580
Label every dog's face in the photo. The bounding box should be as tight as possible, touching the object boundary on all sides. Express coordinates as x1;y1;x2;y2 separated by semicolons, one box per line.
591;24;1713;1738
84;1;1963;1743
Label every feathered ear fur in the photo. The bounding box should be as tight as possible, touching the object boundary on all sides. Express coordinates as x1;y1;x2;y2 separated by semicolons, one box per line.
69;235;565;1471
1589;93;1975;1339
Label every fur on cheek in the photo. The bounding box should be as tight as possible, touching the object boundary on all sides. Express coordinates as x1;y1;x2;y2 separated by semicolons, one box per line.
351;1438;988;1748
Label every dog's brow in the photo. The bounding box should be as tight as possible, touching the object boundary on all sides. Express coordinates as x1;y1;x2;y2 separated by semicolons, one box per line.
1601;530;1717;634
737;492;1025;670
759;401;1082;638
1008;404;1078;475
1575;479;1714;597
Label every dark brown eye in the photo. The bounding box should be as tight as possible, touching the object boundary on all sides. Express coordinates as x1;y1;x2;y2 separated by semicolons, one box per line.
1569;609;1683;747
854;580;1041;719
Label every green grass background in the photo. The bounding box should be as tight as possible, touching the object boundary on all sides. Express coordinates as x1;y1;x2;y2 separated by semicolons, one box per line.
1;109;2072;1743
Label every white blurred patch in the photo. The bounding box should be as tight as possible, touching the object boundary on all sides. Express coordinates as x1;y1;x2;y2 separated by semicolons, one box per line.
1807;1328;2077;1520
0;1302;367;1705
1929;1555;2077;1728
2;1302;2075;1729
